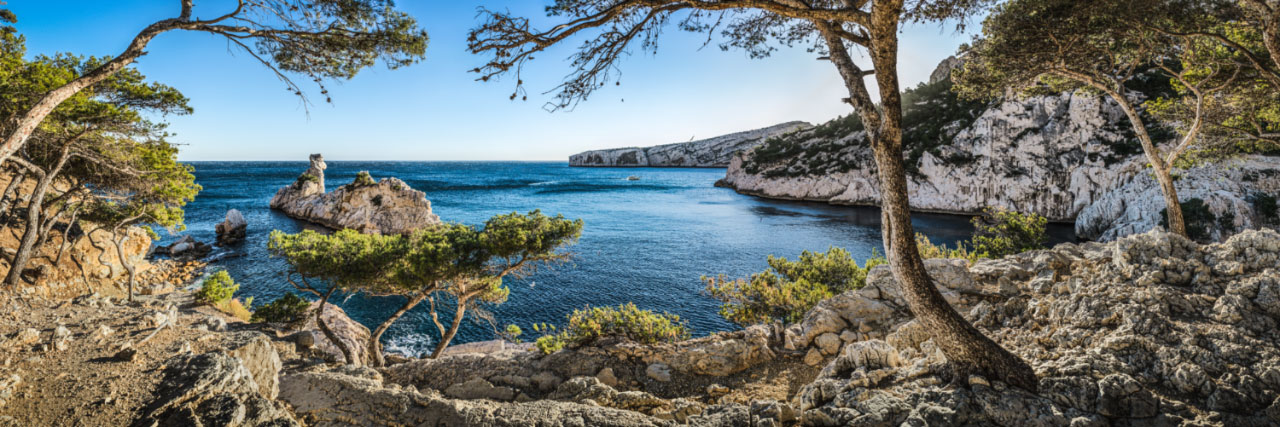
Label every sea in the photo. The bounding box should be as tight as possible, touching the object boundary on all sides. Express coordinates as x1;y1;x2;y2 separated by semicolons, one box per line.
170;161;1075;357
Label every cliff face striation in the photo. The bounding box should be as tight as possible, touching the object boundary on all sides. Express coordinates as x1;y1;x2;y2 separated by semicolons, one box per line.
269;154;441;235
569;121;812;168
717;59;1280;241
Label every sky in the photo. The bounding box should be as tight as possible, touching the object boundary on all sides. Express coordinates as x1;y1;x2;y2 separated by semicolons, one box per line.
10;1;979;161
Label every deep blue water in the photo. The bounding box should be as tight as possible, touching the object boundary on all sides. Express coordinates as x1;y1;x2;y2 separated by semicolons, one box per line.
170;161;1072;357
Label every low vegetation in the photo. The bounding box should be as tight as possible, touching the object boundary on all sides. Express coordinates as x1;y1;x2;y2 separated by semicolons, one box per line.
195;270;251;321
703;247;883;326
533;303;690;354
971;207;1048;257
269;210;582;366
353;171;376;186
707;207;1048;326
251;292;311;324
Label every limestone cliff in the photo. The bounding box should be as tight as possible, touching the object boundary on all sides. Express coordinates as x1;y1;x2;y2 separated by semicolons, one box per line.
716;60;1280;241
569;121;812;168
269;154;441;235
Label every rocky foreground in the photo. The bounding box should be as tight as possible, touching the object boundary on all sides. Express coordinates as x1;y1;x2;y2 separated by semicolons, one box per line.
570;121;812;168
2;229;1278;426
269;154;440;235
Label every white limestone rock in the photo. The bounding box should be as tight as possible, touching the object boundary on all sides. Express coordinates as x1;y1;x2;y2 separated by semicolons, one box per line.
269;153;440;235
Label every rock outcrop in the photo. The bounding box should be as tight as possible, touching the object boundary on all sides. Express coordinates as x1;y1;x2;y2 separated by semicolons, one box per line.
715;60;1280;242
215;209;247;246
269;154;441;234
1076;156;1280;241
779;229;1280;426
570;121;812;168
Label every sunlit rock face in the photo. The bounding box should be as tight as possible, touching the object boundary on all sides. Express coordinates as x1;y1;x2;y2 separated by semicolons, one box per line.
720;92;1142;221
569;121;812;168
717;58;1280;241
269;153;440;235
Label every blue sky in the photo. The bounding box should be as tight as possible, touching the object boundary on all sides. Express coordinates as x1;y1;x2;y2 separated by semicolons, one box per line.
11;1;977;161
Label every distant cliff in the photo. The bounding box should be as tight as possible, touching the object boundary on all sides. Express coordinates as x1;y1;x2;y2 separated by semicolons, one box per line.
569;121;812;168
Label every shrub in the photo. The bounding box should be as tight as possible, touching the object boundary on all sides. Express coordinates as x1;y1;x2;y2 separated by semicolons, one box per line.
195;270;239;305
1253;192;1279;223
353;170;376;186
704;247;883;326
251;292;311;324
970;207;1048;257
913;233;984;262
1161;198;1216;242
534;304;689;353
502;324;524;343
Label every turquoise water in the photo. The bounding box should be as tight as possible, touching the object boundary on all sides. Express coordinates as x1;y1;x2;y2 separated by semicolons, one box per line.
172;161;1072;356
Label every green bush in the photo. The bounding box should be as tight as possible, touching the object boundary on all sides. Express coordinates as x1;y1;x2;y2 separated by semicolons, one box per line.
704;247;884;326
533;304;689;353
1253;192;1279;223
195;270;239;305
251;292;311;324
970;207;1048;257
502;324;524;343
353;171;376;186
1161;198;1216;242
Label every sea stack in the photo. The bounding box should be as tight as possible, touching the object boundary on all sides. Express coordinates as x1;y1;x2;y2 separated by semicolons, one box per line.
269;154;440;234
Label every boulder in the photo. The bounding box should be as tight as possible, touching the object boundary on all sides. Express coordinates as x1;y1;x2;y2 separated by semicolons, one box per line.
657;324;775;377
136;351;298;427
215;209;247;246
269;153;441;235
299;303;371;366
153;235;212;260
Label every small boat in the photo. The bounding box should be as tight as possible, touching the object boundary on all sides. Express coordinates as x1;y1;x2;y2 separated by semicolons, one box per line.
626;176;640;181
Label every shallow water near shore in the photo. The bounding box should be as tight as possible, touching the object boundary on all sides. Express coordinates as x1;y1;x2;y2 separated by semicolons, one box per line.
172;161;1074;357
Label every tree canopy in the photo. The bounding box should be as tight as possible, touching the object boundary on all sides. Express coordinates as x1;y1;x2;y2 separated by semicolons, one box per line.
0;1;429;168
270;210;583;365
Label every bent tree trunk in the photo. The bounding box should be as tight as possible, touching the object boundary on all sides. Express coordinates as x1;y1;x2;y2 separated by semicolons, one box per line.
112;227;137;302
0;18;184;166
4;148;71;286
1106;93;1187;237
315;286;358;365
817;6;1039;392
429;300;469;359
368;292;427;367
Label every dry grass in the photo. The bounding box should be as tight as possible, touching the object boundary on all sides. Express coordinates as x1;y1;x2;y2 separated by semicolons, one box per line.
214;298;252;322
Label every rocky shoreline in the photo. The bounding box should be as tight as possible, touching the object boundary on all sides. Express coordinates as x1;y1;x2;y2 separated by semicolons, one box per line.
570;122;812;168
714;66;1280;241
4;229;1277;426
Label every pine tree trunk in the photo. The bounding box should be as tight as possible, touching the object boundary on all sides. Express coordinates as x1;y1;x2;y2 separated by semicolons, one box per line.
112;227;136;302
3;177;51;286
315;286;358;365
368;292;427;367
429;301;469;359
4;148;70;286
814;3;1039;392
1107;92;1187;237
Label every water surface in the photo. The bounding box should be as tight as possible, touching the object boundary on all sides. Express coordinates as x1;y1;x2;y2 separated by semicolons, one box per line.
173;161;1072;356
